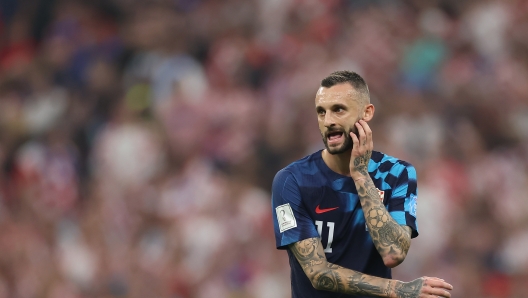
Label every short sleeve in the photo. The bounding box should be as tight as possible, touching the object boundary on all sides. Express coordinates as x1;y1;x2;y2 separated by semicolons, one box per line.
387;163;419;238
272;169;320;249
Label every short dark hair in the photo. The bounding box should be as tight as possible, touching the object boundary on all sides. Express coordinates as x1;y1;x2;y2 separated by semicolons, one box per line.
321;71;370;102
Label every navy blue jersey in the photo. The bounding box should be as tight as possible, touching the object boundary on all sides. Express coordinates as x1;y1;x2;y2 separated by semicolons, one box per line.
272;150;418;298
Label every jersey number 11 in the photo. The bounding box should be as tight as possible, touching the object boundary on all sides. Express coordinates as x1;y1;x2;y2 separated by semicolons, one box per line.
315;221;335;253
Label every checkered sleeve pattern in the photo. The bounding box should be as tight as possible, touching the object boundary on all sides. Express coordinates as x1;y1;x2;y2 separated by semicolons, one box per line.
369;152;419;238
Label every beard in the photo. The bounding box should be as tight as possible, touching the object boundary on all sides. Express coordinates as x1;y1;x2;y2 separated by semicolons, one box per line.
322;127;356;155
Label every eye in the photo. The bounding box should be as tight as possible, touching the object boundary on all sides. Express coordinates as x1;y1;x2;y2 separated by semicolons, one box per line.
317;109;326;116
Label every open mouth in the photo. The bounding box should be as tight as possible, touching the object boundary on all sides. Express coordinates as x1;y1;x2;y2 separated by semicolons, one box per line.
327;131;344;145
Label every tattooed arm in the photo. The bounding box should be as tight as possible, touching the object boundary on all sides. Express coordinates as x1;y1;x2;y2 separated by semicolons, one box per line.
349;120;412;268
356;177;412;268
289;237;452;297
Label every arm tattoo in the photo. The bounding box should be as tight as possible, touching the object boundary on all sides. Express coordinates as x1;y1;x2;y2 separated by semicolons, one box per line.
290;239;346;290
353;150;371;176
290;238;325;273
289;238;393;296
357;178;411;262
367;207;405;247
326;263;344;269
394;279;423;298
290;237;319;262
314;270;345;292
347;273;391;296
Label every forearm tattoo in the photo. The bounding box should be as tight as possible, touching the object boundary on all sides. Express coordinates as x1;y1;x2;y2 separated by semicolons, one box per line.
357;178;411;262
352;150;371;176
290;238;392;296
314;270;345;292
291;237;319;262
347;274;392;296
289;238;325;273
394;278;423;298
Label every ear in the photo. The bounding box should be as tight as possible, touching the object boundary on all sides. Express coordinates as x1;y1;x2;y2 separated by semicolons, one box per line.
362;104;375;122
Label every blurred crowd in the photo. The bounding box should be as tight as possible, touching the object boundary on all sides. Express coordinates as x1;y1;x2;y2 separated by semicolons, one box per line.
1;0;528;297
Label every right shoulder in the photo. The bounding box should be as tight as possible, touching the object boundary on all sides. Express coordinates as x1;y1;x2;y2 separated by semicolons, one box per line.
273;150;322;182
271;151;325;208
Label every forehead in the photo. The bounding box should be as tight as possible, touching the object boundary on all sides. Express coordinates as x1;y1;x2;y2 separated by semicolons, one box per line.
315;83;360;107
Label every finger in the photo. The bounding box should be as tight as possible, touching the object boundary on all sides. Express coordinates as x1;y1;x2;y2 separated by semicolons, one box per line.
355;122;366;146
350;131;359;150
359;120;372;147
425;279;453;290
427;286;451;298
424;277;445;287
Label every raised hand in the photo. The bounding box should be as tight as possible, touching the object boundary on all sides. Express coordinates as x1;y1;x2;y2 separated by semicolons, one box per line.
349;120;373;178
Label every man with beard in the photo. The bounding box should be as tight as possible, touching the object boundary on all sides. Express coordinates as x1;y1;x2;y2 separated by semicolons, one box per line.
271;71;453;298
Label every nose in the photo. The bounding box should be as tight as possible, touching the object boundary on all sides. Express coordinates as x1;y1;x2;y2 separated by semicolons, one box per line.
323;112;336;128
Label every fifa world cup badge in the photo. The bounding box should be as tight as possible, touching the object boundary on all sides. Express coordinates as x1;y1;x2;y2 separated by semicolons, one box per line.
276;203;297;233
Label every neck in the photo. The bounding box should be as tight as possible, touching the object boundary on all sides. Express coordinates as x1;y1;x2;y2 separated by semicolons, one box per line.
322;149;352;176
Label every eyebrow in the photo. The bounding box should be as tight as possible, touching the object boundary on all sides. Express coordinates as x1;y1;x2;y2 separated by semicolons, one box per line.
315;103;348;110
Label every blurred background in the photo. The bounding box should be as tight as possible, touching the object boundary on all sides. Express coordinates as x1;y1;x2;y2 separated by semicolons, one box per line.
0;0;528;297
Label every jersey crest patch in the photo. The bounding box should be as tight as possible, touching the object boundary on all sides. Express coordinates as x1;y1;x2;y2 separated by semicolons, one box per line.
276;203;297;233
377;188;385;201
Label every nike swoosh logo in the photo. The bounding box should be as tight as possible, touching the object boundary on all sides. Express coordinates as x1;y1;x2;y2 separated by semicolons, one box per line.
315;205;339;214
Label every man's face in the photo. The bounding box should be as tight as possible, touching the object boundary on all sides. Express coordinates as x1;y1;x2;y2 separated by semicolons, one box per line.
315;84;363;155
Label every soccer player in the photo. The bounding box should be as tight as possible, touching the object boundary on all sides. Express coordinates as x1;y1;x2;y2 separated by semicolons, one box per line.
271;71;453;297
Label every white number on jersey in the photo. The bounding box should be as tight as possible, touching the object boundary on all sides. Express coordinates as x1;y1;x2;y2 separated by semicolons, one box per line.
315;221;335;253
